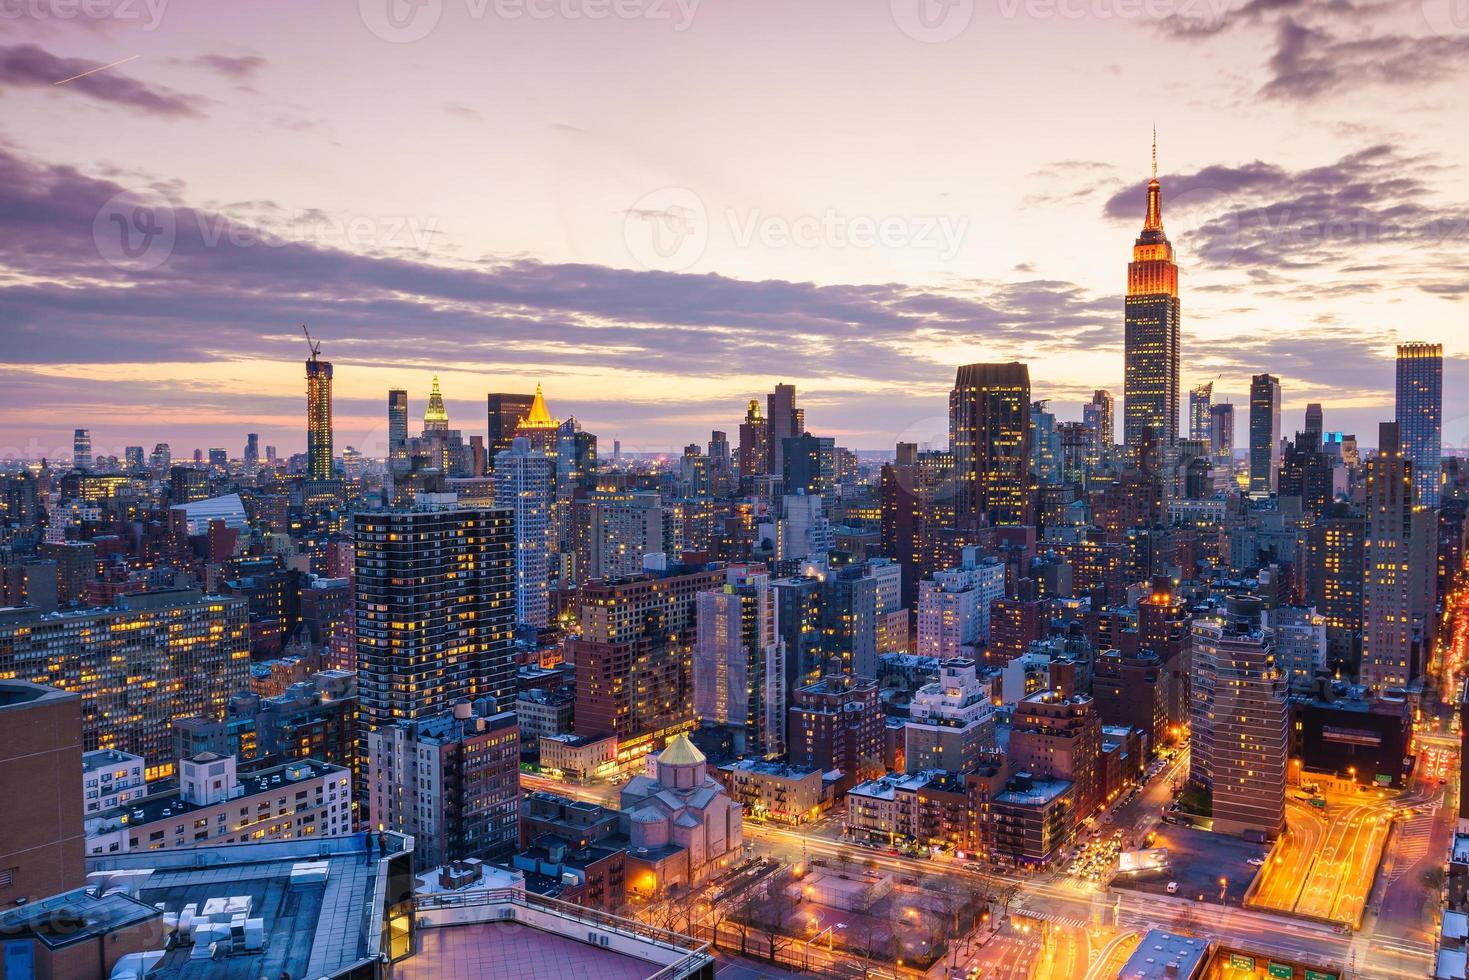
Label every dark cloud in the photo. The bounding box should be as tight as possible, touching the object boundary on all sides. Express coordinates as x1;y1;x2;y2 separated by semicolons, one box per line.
188;53;267;79
1158;0;1469;100
0;44;201;116
1102;145;1469;275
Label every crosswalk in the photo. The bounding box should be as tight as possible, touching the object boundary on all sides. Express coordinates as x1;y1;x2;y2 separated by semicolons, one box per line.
1383;805;1438;889
1011;907;1092;930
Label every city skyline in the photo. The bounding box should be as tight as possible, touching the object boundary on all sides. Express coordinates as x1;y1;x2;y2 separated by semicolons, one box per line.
3;1;1468;455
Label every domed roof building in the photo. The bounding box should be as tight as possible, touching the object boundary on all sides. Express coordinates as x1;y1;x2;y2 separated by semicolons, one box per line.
618;734;743;896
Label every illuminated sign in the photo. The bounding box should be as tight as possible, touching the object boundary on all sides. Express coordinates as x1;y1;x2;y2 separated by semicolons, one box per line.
1230;954;1256;970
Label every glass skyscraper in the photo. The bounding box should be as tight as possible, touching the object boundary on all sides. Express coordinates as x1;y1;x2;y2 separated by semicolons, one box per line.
1249;373;1281;493
1396;342;1443;508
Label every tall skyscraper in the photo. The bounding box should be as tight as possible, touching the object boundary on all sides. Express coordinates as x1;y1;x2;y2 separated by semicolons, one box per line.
494;437;554;629
305;335;333;480
1189;595;1287;837
1248;373;1281;493
354;501;515;776
693;565;785;758
1209;402;1235;458
72;428;91;471
1084;389;1114;452
1361;422;1437;690
423;375;449;432
1188;382;1213;443
1396;342;1443;508
487;391;536;466
1304;402;1324;443
243;432;259;473
737;398;768;489
765;383;800;477
1123;137;1181;450
387;388;408;459
950;362;1032;526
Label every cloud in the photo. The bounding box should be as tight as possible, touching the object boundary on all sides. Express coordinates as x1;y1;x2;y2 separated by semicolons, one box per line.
1102;144;1469;276
0;44;201;116
444;102;483;122
186;53;267;79
1157;0;1469;100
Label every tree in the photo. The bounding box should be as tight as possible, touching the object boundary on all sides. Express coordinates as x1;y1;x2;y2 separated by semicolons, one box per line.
750;886;799;964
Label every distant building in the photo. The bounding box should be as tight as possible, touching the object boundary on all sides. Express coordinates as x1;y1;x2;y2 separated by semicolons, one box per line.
1396;342;1443;508
1248;373;1281;493
305;337;333;479
904;657;997;775
693;565;785;757
1123;149;1181;450
951;362;1032;525
495;437;555;629
915;548;1005;658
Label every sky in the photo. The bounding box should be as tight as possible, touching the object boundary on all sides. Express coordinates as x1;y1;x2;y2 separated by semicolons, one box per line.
1;0;1466;460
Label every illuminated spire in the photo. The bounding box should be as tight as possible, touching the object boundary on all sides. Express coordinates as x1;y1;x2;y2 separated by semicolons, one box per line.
520;382;559;428
1151;124;1157;180
1128;130;1177;298
424;375;449;430
1143;129;1163;233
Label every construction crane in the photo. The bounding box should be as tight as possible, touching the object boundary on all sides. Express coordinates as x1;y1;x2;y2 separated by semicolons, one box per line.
301;324;321;361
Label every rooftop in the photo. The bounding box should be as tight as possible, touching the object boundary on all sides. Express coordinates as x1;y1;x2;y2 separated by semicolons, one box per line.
90;759;344;830
1117;929;1209;979
0;678;77;709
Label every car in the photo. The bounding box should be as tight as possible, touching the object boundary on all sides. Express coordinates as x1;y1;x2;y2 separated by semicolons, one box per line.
1166;881;1179;894
1247;858;1265;867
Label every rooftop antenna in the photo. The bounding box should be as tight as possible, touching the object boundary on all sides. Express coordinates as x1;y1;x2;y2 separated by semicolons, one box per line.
301;324;321;361
1151;125;1158;180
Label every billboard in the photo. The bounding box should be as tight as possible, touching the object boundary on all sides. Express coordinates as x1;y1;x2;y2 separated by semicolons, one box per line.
1117;847;1169;873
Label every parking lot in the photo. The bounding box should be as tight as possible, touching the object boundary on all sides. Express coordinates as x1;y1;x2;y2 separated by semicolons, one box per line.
1111;824;1268;905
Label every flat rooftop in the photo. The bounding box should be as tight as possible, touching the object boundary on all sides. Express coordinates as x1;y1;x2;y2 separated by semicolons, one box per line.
399;921;656;980
94;759;343;828
1118;929;1208;979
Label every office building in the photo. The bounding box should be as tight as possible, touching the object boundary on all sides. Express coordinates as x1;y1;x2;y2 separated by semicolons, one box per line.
766;383;800;477
693;565;785;757
737;398;768;490
0;681;85;907
388;388;409;461
487;391;536;465
1189;596;1287;837
354;501;516;784
1304;402;1324;442
494;437;555;629
305;337;333;480
951;362;1032;526
1397;342;1444;508
368;704;520;868
1188;383;1212;443
1123;143;1181;449
1248;373;1281;493
1209;402;1235;459
0;590;249;773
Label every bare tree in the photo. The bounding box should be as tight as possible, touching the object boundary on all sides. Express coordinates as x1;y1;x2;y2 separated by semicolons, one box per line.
750;886;799;964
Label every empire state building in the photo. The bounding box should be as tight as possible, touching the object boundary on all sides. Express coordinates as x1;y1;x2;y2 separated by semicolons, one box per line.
1123;136;1181;451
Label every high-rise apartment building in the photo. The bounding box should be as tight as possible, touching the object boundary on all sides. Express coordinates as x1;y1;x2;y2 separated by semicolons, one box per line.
693;565;785;757
1188;383;1213;443
1209;402;1235;459
787;675;882;796
305;339;333;480
1085;389;1115;453
904;657;998;774
1248;373;1281;493
0;590;249;775
1123;142;1181;450
1361;422;1437;690
368;704;520;868
570;562;725;770
1189;596;1287;837
354;500;516;778
72;428;92;471
1009;688;1103;820
950;362;1032;526
915;548;1006;658
737;399;768;491
1396;342;1443;508
1307;512;1365;667
494;437;554;629
586;490;665;580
